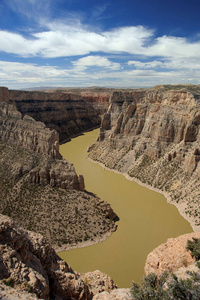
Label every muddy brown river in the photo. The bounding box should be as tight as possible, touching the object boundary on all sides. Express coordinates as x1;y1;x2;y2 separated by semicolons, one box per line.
59;129;192;288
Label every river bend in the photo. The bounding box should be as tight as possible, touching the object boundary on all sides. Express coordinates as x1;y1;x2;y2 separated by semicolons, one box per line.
59;129;192;287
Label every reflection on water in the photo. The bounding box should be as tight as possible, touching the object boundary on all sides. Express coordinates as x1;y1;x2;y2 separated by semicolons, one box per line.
59;129;192;287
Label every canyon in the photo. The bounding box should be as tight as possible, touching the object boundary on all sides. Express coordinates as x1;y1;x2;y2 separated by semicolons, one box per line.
0;84;200;299
88;84;200;232
0;100;117;249
0;87;103;143
0;214;118;299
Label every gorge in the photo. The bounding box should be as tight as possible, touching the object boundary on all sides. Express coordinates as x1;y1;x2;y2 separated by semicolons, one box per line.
59;129;192;287
0;84;200;299
89;85;200;232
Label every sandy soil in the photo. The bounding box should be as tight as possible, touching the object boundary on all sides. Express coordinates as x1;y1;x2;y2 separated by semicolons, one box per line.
54;230;114;252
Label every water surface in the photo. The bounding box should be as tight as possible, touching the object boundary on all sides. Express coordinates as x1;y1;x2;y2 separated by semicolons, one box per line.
59;129;192;287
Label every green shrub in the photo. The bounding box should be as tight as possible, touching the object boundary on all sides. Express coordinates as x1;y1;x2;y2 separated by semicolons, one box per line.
131;272;200;300
2;277;14;288
186;238;200;261
131;272;169;299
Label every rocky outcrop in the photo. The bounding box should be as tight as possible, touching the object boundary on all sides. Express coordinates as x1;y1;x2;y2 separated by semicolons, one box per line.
0;282;39;299
93;288;132;299
0;101;84;191
89;85;200;230
0;102;61;159
0;87;101;143
0;101;117;247
80;270;117;295
145;231;200;276
0;214;117;299
43;87;113;116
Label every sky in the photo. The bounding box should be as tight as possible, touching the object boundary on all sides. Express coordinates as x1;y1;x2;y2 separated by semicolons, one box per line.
0;0;200;89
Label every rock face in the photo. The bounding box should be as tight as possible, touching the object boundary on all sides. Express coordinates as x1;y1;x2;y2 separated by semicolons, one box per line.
0;214;117;299
0;87;101;143
0;282;39;299
80;270;117;296
89;85;200;230
0;101;117;247
145;231;200;276
0;102;61;159
0;101;83;191
93;288;132;300
44;87;113;116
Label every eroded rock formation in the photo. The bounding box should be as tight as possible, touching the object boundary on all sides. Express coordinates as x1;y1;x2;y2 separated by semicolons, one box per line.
44;87;113;115
145;231;200;276
89;85;200;230
0;102;61;159
0;101;117;247
0;102;83;190
0;214;117;299
0;87;101;143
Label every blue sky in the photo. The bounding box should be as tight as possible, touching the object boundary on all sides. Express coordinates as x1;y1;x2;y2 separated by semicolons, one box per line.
0;0;200;89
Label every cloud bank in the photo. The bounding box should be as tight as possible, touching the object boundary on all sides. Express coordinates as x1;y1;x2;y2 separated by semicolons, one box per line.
0;5;200;88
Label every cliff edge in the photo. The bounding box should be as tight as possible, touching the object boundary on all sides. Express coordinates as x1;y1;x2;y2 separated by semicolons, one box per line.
89;85;200;231
0;214;117;299
0;101;117;248
0;87;101;143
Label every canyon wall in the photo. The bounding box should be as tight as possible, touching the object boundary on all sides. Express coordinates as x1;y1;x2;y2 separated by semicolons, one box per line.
44;87;113;115
0;214;117;299
0;101;117;247
0;102;61;159
89;85;200;231
0;87;101;143
0;102;84;190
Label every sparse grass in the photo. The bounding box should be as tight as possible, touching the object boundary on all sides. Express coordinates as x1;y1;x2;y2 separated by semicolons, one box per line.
0;141;116;247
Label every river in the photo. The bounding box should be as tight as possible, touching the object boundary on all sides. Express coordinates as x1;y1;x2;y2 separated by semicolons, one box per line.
59;129;192;288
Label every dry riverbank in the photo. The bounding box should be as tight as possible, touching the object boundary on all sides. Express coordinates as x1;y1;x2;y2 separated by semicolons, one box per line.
54;230;115;252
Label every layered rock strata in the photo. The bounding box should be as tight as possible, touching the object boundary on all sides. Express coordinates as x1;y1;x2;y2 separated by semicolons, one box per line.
0;214;117;299
44;87;113;115
0;101;117;247
0;87;101;143
0;102;82;190
0;102;61;159
89;85;200;230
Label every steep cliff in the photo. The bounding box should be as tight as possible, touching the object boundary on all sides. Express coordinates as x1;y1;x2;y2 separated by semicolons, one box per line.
44;87;113;115
89;85;200;231
0;102;117;247
0;102;61;159
0;214;117;299
0;87;101;143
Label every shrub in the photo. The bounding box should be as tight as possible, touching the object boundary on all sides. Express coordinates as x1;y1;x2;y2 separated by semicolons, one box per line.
2;277;14;288
131;272;169;299
131;272;200;300
186;238;200;261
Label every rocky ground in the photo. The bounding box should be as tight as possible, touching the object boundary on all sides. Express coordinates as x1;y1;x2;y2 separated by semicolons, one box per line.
0;141;117;248
0;101;117;249
145;231;200;275
0;214;117;299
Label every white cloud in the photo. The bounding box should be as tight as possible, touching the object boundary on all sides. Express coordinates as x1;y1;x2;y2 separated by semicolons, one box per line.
128;57;200;71
72;56;121;71
1;22;200;64
128;60;164;69
0;31;39;57
1;59;200;90
146;36;200;58
0;25;153;58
